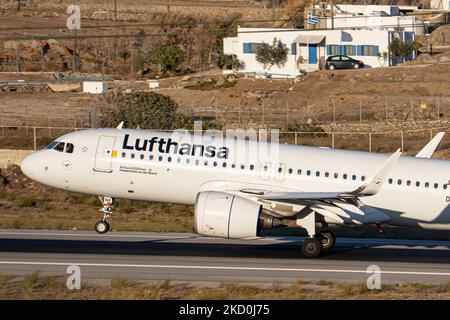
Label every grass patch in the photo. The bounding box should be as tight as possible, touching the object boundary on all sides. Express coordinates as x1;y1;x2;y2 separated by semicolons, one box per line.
2;274;449;299
19;196;38;207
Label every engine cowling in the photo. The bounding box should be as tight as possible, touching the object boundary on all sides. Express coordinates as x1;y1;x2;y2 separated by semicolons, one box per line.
194;191;281;239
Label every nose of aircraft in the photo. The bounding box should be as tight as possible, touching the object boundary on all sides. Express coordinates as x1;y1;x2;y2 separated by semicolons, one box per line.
20;152;38;179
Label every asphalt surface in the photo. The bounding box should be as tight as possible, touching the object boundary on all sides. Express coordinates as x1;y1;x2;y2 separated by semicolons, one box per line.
0;229;450;284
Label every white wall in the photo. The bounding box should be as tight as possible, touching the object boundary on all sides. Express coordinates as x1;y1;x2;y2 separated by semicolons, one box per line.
430;0;450;10
223;37;238;55
224;27;393;76
324;15;422;34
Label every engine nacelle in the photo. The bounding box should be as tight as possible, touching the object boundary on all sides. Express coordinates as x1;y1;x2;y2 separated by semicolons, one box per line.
195;191;281;239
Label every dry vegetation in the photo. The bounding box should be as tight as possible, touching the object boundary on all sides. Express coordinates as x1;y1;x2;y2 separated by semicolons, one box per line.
1;272;450;299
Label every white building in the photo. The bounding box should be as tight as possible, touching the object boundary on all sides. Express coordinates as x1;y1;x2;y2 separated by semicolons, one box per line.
315;4;403;16
319;14;424;35
223;27;415;77
430;0;450;10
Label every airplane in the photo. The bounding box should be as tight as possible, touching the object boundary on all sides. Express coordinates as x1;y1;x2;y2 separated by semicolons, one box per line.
20;125;449;257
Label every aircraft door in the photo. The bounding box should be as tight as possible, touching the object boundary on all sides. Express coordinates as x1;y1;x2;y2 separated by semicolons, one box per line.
274;162;286;182
94;135;116;172
259;161;271;181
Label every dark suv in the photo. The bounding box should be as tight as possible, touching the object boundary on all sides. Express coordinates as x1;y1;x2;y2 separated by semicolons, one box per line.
326;55;364;70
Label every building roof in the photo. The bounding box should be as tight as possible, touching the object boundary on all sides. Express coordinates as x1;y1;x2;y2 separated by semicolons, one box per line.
293;34;326;44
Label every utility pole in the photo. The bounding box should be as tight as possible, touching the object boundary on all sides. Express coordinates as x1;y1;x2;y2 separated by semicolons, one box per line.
114;0;118;21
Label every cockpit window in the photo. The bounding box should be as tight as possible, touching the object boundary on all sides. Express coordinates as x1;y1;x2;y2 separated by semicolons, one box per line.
66;143;74;153
54;142;65;152
46;141;59;149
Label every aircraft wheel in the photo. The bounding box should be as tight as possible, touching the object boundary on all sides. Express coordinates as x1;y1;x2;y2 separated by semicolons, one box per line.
301;237;323;258
318;231;336;250
95;220;110;234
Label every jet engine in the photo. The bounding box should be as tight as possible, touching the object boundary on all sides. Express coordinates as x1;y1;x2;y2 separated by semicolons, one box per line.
194;191;282;239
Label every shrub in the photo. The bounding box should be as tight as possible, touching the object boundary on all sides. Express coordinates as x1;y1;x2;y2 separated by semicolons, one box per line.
153;44;185;73
256;38;289;69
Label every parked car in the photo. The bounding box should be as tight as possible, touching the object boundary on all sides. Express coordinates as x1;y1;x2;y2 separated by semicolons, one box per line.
326;55;364;70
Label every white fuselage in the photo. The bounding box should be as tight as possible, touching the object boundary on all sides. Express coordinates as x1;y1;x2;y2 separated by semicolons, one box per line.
21;128;450;230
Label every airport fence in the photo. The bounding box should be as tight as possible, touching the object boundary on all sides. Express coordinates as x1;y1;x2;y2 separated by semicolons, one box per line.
0;125;449;156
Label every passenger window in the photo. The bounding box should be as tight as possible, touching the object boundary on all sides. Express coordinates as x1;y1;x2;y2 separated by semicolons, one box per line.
388;179;393;184
140;154;144;160
263;165;268;171
54;142;65;152
232;164;236;168
334;173;338;179
397;179;402;185
241;164;245;170
444;184;448;190
343;174;347;180
65;143;74;153
121;152;126;158
223;162;227;168
316;171;320;177
186;159;191;164
204;161;208;166
250;164;254;170
425;182;429;188
407;180;411;186
288;168;293;174
325;172;329;178
297;169;302;175
177;158;181;163
307;170;311;176
416;181;420;187
150;155;154;160
168;157;172;162
352;175;356;180
361;176;366;181
434;183;438;189
213;162;217;167
279;167;283;173
158;156;163;161
195;160;199;165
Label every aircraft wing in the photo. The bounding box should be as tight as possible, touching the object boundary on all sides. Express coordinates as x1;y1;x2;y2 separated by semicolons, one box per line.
251;149;401;225
415;132;444;158
260;148;401;201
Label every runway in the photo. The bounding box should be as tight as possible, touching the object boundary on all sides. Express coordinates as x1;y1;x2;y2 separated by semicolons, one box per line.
0;229;450;284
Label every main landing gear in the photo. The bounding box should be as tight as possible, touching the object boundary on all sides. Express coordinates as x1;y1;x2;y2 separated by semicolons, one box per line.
301;231;336;258
297;212;336;258
95;196;115;234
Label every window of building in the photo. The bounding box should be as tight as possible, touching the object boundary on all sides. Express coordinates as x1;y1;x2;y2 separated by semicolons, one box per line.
291;43;297;55
327;44;340;55
243;43;262;54
358;45;379;56
341;45;356;56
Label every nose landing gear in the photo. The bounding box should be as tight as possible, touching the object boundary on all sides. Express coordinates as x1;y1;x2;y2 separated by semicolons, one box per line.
95;196;114;234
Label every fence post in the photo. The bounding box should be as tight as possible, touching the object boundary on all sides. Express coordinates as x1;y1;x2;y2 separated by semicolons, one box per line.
437;96;440;120
369;132;372;152
41;48;45;71
262;101;265;125
359;100;362;122
48;116;51;137
333;99;336;124
286;99;289;124
33;127;37;150
15;48;20;73
401;131;404;152
0;107;3;136
384;96;388;121
331;132;335;149
238;99;242;125
295;132;297;145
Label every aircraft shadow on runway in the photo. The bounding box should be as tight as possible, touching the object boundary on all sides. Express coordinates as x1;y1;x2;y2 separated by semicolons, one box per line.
1;237;450;263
